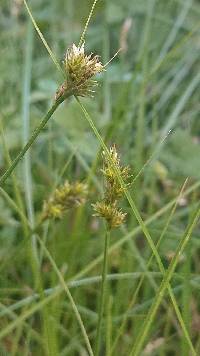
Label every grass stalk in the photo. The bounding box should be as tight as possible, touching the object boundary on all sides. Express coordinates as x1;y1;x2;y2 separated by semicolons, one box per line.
36;235;94;356
111;178;188;353
106;296;113;356
71;187;200;286
129;205;200;356
23;0;63;76
135;0;155;190
76;97;195;352
21;17;60;348
181;192;197;355
22;19;34;229
0;121;28;236
95;228;111;355
0;94;67;186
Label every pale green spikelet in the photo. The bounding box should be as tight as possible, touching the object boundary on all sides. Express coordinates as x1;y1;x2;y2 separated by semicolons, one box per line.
56;43;104;100
42;201;64;220
93;145;130;229
102;145;131;203
93;201;126;229
42;180;88;220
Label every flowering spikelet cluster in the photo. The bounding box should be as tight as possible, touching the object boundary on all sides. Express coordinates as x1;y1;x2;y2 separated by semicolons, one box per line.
93;145;131;229
42;180;88;220
56;43;104;100
93;201;126;229
101;145;131;203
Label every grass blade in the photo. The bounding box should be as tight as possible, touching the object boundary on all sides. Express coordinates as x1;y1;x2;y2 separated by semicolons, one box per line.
36;235;94;356
23;0;64;77
76;97;196;352
129;205;200;356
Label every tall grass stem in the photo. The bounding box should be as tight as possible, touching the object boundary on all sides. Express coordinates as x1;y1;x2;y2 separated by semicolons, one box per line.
95;228;111;355
0;95;66;186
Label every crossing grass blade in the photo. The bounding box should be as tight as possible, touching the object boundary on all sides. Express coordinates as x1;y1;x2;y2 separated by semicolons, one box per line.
23;0;64;76
75;97;196;352
129;204;200;356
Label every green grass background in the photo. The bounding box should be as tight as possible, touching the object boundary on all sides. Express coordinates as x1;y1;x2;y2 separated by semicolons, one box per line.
0;0;200;354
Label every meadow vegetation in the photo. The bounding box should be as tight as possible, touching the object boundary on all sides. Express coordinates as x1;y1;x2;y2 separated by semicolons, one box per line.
0;0;200;355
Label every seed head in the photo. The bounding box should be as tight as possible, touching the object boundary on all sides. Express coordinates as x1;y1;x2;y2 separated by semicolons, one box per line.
93;201;126;229
42;180;88;220
102;145;131;202
56;43;104;100
42;202;64;220
92;145;130;230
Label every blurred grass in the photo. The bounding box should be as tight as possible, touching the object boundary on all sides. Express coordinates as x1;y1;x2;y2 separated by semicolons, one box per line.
0;0;200;355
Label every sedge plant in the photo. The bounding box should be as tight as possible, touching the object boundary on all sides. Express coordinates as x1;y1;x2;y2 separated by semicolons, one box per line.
0;42;104;186
1;0;199;354
0;1;104;354
93;145;131;355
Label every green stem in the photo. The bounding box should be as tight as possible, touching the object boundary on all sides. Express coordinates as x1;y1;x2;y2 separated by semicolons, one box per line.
106;296;113;356
0;94;66;186
0;121;28;236
111;179;188;354
95;228;111;356
129;205;200;356
76;97;195;353
0;94;67;355
36;235;94;356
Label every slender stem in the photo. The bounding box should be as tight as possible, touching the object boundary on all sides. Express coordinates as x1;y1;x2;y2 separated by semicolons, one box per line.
22;19;35;228
111;179;188;354
0;123;28;234
0;94;66;186
76;97;195;353
36;235;94;356
106;296;113;356
95;228;111;355
129;205;200;356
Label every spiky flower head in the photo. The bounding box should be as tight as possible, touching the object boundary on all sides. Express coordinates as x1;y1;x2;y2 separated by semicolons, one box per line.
56;43;104;100
92;145;130;229
42;180;88;220
102;145;131;203
93;201;126;229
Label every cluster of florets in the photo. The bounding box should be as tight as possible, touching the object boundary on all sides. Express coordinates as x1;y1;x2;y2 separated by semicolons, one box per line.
93;201;126;229
42;180;88;220
101;145;131;202
56;43;104;100
93;145;131;229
